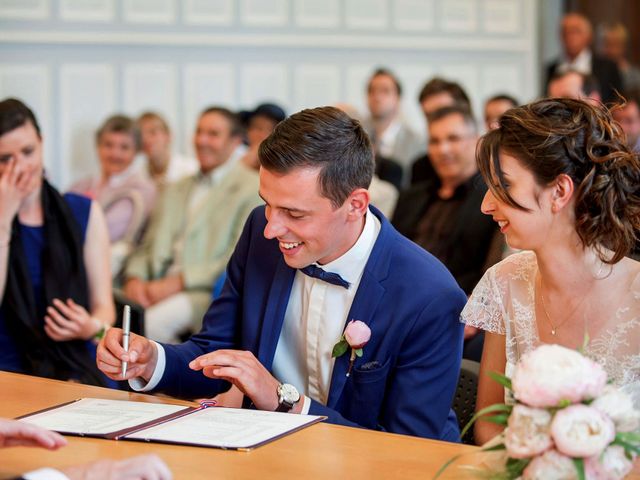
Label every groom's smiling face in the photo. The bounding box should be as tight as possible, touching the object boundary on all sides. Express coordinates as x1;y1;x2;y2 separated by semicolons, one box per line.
259;166;356;269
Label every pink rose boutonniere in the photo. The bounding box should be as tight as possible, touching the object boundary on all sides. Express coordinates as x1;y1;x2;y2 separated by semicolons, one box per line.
332;320;371;377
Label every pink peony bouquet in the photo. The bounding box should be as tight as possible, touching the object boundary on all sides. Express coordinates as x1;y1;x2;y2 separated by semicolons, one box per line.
437;344;640;479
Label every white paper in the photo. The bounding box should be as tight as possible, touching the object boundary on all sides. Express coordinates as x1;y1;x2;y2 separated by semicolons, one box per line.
20;398;187;435
127;407;322;449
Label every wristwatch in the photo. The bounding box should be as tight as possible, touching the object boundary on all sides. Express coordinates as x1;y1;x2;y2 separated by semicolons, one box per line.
275;383;300;412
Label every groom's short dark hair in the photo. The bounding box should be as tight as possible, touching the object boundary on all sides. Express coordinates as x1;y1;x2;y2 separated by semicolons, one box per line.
258;106;374;208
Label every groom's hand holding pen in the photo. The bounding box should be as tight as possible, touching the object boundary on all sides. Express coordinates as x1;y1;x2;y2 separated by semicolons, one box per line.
96;323;158;383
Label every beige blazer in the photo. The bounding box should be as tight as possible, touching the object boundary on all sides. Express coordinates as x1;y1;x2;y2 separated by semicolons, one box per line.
125;162;261;298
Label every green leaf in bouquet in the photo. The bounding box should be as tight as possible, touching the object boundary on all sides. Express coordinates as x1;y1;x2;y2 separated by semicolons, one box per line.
432;452;464;479
615;431;640;444
488;371;512;391
611;437;640;456
505;457;531;479
572;458;585;480
578;332;590;354
482;443;506;452
432;443;507;479
557;399;572;408
484;414;510;426
459;403;512;441
331;339;348;358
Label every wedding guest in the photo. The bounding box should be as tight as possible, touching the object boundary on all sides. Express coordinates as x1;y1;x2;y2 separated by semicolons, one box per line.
0;417;172;479
462;98;640;444
0;98;115;386
362;68;425;185
70;115;156;245
612;92;640;153
483;94;518;132
599;22;640;93
137;111;198;187
238;103;286;171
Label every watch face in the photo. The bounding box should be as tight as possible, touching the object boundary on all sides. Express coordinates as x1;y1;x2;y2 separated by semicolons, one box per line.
279;383;300;404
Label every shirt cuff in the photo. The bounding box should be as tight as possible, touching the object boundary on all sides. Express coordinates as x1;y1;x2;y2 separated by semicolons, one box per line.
300;395;311;415
23;468;69;480
128;341;166;392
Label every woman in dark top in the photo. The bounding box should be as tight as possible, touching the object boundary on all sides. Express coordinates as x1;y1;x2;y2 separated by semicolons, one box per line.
0;98;115;386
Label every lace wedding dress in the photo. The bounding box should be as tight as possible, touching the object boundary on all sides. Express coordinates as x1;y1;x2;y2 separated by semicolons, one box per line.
462;251;640;407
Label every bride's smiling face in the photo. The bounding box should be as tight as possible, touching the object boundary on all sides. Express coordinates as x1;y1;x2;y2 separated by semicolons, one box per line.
481;152;556;251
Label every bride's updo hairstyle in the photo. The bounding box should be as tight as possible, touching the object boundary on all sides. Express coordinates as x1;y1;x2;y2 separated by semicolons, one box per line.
476;97;640;264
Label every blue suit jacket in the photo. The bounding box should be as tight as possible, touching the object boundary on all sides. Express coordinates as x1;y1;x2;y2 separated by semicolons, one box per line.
155;205;466;442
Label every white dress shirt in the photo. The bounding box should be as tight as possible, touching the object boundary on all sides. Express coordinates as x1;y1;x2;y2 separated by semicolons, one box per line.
557;48;592;75
376;118;402;159
133;208;381;415
272;209;380;408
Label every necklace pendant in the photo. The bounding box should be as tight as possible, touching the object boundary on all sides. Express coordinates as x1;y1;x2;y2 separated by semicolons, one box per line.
551;329;556;335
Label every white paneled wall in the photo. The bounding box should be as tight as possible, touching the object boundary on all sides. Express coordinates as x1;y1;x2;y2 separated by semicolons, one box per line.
0;0;538;188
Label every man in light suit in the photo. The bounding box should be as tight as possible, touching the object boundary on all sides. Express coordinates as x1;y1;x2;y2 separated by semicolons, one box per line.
123;107;260;343
98;107;465;441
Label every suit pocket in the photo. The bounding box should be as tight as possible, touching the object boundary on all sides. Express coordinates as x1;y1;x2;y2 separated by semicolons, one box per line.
341;358;391;429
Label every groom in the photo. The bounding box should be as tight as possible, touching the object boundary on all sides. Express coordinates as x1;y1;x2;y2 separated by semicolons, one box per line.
97;106;466;441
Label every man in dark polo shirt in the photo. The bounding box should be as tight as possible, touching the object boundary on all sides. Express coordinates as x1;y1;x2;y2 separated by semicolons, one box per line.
392;105;502;360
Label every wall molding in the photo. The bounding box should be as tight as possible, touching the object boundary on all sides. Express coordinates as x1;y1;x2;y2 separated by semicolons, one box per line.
0;30;531;52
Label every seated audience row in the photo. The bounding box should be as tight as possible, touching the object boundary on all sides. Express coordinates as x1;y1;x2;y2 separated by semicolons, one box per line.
123;107;261;343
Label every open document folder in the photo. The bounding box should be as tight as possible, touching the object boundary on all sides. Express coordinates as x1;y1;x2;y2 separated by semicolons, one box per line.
18;398;325;451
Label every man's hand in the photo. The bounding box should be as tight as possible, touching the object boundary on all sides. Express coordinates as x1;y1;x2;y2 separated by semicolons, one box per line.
96;328;158;382
44;298;99;341
123;278;151;308
189;350;280;411
0;418;67;449
62;453;172;480
145;275;184;305
196;385;245;409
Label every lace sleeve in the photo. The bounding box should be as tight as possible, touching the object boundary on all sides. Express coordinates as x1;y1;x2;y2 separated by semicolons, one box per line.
461;266;506;334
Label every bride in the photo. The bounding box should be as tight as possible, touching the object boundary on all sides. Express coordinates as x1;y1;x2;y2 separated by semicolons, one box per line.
462;97;640;445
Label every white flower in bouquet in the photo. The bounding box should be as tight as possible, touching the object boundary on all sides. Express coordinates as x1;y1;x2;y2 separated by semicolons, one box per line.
551;404;616;457
436;344;639;480
505;405;553;458
585;445;635;479
512;344;607;408
522;449;579;480
592;386;640;433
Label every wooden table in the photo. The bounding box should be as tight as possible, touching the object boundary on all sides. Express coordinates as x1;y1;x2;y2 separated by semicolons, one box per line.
0;372;637;479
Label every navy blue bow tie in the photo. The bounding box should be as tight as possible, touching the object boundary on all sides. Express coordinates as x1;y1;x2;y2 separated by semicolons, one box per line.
300;264;350;289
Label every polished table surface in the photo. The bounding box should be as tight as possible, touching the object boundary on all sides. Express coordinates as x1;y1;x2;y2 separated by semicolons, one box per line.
0;372;638;479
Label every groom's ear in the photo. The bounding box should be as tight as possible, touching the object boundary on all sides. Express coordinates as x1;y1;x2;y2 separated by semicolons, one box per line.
345;188;369;221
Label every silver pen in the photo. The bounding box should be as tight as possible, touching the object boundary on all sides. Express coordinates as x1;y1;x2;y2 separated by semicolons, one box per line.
121;305;131;379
